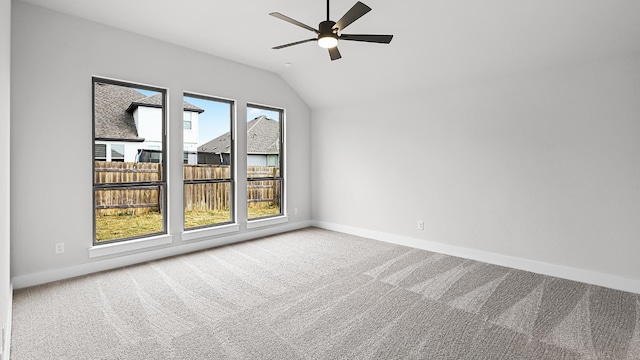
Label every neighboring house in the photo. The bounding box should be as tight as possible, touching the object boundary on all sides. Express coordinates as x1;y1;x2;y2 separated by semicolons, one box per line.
94;82;203;163
198;115;280;166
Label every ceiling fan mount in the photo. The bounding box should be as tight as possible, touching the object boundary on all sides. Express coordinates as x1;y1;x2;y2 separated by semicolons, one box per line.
270;0;393;61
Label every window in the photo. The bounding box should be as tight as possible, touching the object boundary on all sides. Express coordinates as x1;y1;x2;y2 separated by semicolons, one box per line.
93;78;166;244
94;143;125;162
247;104;283;220
95;143;107;161
111;144;125;162
183;112;192;130
183;94;234;230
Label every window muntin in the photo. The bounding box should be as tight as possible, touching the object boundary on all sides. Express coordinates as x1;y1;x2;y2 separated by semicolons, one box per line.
246;104;283;220
93;78;167;244
183;94;234;230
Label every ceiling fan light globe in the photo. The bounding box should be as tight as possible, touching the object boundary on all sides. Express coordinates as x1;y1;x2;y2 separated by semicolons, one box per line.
318;36;338;49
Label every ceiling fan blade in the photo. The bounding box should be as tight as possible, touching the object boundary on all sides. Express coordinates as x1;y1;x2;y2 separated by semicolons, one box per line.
273;38;317;50
328;47;342;61
340;34;393;44
269;12;319;34
334;2;371;32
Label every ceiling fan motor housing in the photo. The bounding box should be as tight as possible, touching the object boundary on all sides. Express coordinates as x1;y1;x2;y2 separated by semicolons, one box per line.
318;20;338;39
318;20;338;48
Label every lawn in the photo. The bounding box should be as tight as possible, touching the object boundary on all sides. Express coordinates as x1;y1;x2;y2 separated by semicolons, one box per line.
248;205;281;219
96;206;281;242
95;211;164;242
184;209;232;229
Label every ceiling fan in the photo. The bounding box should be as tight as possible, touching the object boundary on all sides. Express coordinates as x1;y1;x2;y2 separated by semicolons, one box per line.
269;0;393;61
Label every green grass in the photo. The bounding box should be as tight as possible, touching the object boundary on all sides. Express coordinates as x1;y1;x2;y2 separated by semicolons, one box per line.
248;205;281;219
96;205;282;242
95;211;163;242
184;209;232;229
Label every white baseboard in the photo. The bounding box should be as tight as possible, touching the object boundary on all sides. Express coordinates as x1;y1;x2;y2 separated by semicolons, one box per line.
13;219;640;294
312;221;640;294
12;220;313;289
2;281;12;360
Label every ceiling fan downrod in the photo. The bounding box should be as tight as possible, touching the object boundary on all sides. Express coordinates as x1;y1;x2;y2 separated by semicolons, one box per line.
326;0;330;21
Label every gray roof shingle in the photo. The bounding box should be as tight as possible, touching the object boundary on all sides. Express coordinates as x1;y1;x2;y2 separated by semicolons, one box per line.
198;115;280;154
94;82;144;141
95;82;203;141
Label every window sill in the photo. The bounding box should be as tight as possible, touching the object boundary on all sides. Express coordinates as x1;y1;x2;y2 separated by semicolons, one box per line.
246;215;289;229
89;234;173;258
182;223;240;242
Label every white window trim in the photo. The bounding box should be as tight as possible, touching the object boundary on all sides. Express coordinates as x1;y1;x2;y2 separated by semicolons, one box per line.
182;223;240;242
89;234;173;258
246;215;288;229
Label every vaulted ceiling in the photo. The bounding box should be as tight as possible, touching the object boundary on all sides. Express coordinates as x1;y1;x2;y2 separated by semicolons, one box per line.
18;0;640;109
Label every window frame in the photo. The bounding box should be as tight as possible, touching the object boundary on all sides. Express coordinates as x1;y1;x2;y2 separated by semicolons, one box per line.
92;77;168;245
246;103;285;221
182;92;236;231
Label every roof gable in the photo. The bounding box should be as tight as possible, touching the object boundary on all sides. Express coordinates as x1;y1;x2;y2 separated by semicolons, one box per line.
198;115;280;154
94;82;144;141
95;83;202;141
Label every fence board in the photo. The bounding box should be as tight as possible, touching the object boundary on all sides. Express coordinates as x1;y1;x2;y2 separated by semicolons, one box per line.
95;162;280;212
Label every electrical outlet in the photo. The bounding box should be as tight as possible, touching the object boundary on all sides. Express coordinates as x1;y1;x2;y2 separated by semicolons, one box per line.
294;208;299;215
55;242;65;254
417;221;424;230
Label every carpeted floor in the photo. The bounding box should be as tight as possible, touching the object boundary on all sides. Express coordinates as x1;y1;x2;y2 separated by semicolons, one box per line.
11;227;640;359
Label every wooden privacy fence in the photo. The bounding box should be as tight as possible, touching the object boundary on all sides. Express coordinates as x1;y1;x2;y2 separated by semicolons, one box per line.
247;167;280;209
95;162;279;214
183;164;232;211
95;162;162;215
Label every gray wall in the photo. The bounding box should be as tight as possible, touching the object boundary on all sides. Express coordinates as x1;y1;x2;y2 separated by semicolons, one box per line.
10;2;311;280
312;54;640;283
1;0;10;356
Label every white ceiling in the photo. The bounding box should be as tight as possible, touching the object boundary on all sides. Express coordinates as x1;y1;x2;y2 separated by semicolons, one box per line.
19;0;640;109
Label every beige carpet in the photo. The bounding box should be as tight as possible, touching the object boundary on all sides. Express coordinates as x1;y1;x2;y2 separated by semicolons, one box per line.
11;227;640;359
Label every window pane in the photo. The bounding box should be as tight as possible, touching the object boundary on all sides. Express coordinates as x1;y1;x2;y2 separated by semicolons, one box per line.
184;182;232;229
183;94;233;230
246;107;281;172
247;179;281;219
93;79;166;244
95;186;164;242
183;95;231;170
247;105;283;220
94;82;164;182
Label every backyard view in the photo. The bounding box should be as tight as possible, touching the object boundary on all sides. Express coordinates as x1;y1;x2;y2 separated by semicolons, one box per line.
246;105;283;220
94;82;283;243
182;95;233;230
93;81;167;243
